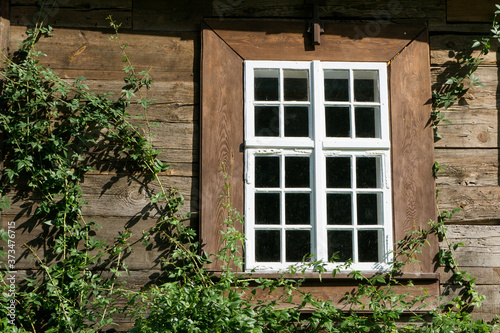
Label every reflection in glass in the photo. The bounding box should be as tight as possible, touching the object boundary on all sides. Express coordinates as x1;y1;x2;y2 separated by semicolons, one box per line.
353;70;378;102
286;230;310;262
355;107;378;138
327;194;352;225
255;106;279;137
254;69;279;101
356;157;379;188
255;230;280;262
328;230;353;262
357;193;380;225
285;156;310;188
285;193;310;225
255;156;280;188
326;157;351;188
324;70;349;101
284;70;309;101
285;106;309;137
255;193;280;225
358;230;380;262
325;106;350;137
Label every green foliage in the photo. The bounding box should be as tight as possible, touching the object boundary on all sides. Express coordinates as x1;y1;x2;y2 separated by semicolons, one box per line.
0;12;498;333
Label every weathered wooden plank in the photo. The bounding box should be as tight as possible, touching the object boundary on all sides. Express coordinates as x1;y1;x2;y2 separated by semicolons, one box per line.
434;149;499;187
441;284;500;321
447;0;498;23
4;174;198;218
430;35;500;66
133;0;211;32
10;0;132;29
439;266;500;285
8;26;197;76
206;18;425;63
389;30;437;274
437;185;500;224
0;0;9;54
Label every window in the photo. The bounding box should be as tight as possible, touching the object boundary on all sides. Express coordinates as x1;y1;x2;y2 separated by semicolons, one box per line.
201;19;438;285
244;61;392;271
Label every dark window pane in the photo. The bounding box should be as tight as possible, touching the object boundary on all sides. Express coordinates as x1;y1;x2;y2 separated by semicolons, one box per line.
356;157;379;188
355;107;377;138
255;230;280;262
255;193;280;225
357;194;380;225
327;194;352;225
326;106;350;137
284;70;309;101
255;106;279;137
358;230;380;262
285;193;310;225
285;106;309;137
285;156;310;188
353;70;378;102
328;230;353;262
326;157;351;188
255;156;280;188
324;70;349;101
254;69;279;101
286;230;310;262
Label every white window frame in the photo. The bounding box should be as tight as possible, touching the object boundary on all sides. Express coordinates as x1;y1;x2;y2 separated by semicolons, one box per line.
244;60;392;272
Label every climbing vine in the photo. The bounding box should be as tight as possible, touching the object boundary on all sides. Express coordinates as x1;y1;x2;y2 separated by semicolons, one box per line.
0;6;499;333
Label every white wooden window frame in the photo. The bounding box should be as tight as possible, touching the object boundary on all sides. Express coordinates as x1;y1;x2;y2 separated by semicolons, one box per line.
244;60;392;272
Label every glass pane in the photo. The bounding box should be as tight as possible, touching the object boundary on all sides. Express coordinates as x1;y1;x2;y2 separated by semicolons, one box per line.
255;193;280;225
285;193;310;225
255;230;280;262
254;69;279;101
328;230;353;262
286;230;310;262
255;156;280;188
355;107;378;138
356;156;380;188
324;70;349;102
285;106;309;137
326;157;351;188
357;193;381;225
326;106;350;137
285;156;310;188
284;69;309;101
353;70;378;102
358;230;381;262
327;193;352;225
255;106;279;137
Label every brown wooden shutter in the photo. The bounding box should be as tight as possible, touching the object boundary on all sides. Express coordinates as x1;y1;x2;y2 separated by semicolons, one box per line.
200;23;244;271
201;19;437;278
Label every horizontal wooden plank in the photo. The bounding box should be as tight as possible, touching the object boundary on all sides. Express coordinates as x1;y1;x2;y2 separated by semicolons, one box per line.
9;26;198;76
3;174;199;218
440;284;500;322
437;185;500;224
438;266;500;285
133;0;211;32
434;149;499;187
447;0;498;23
430;35;500;66
0;214;197;270
10;1;132;29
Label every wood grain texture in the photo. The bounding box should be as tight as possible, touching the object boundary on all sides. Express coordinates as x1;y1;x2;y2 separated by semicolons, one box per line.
388;30;437;273
10;0;132;28
9;26;198;79
430;35;500;67
205;18;424;63
447;0;498;23
200;25;245;270
0;0;9;54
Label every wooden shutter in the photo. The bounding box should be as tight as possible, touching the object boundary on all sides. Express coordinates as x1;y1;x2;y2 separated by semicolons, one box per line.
201;20;437;279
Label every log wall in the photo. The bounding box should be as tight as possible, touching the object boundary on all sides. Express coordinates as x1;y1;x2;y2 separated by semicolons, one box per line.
1;0;499;326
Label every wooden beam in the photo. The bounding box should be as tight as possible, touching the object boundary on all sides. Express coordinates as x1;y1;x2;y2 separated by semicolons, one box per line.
447;0;498;23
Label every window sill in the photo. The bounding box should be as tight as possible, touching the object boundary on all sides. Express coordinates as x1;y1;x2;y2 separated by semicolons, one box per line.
212;271;439;281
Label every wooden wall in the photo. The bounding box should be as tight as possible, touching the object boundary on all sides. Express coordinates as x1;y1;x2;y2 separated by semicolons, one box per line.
1;0;499;324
